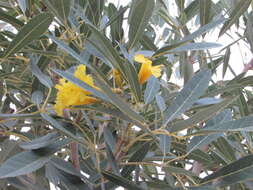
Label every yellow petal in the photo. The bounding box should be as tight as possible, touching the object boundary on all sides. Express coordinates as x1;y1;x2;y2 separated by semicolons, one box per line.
54;64;100;116
151;65;161;78
112;69;123;87
138;62;152;84
134;54;152;64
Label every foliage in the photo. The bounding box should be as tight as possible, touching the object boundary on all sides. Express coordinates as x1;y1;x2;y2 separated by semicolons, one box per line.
0;0;253;189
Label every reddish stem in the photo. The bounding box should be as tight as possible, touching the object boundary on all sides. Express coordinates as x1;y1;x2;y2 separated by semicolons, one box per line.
70;142;80;170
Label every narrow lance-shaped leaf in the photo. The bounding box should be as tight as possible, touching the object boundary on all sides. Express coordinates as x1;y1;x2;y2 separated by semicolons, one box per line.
167;42;222;54
44;0;71;25
128;0;155;49
121;142;150;177
3;13;53;58
201;154;253;186
154;18;225;56
144;76;160;104
163;69;212;126
0;9;24;29
94;75;146;127
159;135;171;154
196;115;253;133
19;132;59;150
219;0;251;37
102;171;144;190
30;60;53;88
200;0;212;27
0;139;68;178
187;110;232;153
222;47;231;78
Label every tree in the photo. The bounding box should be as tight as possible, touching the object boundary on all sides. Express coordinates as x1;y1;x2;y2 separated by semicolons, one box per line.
0;0;253;189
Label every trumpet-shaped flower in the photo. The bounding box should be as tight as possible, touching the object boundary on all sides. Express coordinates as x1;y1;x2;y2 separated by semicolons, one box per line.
134;54;161;84
54;65;98;116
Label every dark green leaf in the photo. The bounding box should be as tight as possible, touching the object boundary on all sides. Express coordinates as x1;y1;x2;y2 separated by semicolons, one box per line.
201;154;253;186
197;116;253;134
0;9;24;28
170;97;238;132
222;47;231;78
144;76;160;104
3;13;53;58
30;60;53;88
19;132;59;150
128;0;155;49
159;135;171;154
163;69;212;126
121;142;150;177
219;0;251;37
200;0;212;26
41;113;83;144
102;171;144;190
0;139;67;178
44;0;71;25
187;110;232;153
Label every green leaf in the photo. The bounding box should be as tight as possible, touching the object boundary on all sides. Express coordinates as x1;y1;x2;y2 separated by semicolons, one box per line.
187;110;232;153
3;13;53;58
0;113;38;118
123;60;142;102
222;47;231;78
50;157;82;177
94;75;146;127
0;9;24;29
41;113;83;144
121;142;149;177
103;127;116;152
200;0;212;26
86;24;125;72
128;0;155;49
78;105;135;124
154;18;225;56
219;0;251;37
158;135;171;154
105;142;119;174
44;0;71;25
19;132;59;150
170;96;238;132
30;60;53;88
155;94;166;112
166;42;222;54
102;171;144;190
196;116;253;134
31;90;44;105
163;69;212;126
48;35;112;87
144;76;160;104
201;154;253;186
0;139;67;178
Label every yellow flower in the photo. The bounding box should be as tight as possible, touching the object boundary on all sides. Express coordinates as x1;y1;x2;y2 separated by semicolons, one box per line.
112;69;123;87
134;54;161;84
54;65;98;116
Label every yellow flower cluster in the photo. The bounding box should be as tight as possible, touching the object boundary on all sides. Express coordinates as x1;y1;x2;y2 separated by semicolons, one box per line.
54;65;98;116
54;54;161;115
134;54;161;84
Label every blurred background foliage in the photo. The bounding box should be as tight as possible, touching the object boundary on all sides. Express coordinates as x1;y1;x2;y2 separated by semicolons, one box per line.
0;0;253;189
